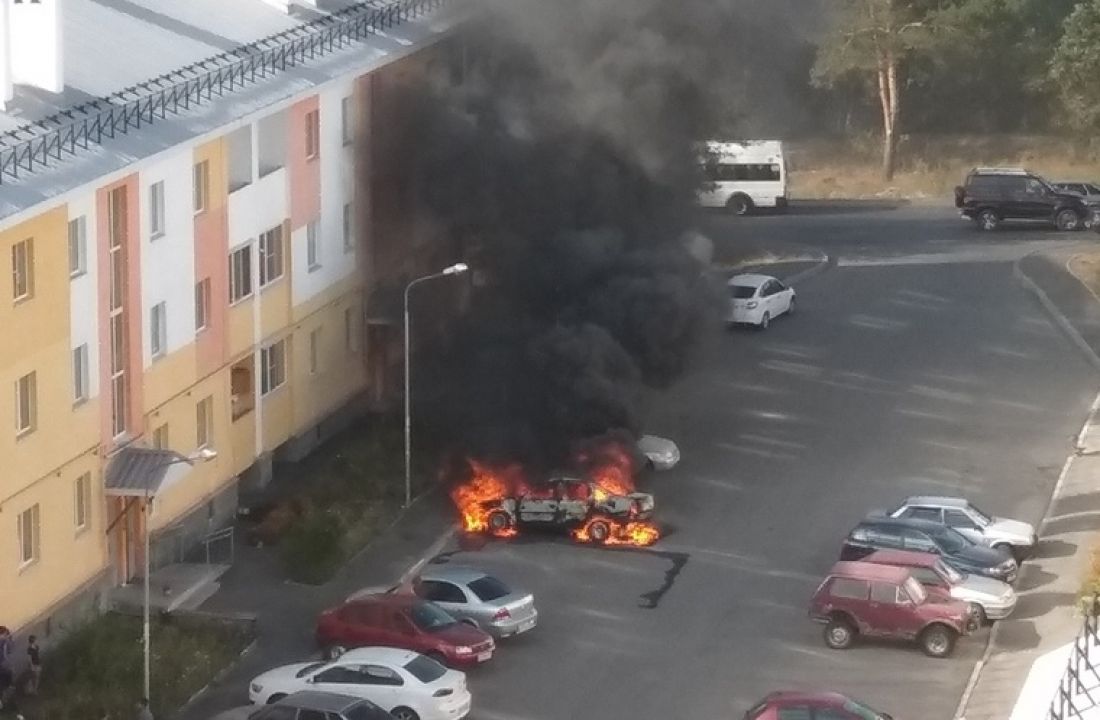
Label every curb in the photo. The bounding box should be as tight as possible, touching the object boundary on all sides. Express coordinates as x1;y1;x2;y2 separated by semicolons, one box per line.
1013;251;1100;373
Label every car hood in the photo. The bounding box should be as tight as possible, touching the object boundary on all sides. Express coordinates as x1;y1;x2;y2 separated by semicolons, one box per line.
251;661;317;688
988;517;1035;542
951;543;1007;569
435;622;492;647
953;574;1014;602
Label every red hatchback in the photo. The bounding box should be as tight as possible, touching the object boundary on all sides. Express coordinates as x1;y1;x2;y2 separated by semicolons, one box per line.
316;593;496;667
745;691;894;720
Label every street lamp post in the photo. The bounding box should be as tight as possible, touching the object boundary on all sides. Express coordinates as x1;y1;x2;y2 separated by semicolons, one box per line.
404;262;469;508
143;447;218;703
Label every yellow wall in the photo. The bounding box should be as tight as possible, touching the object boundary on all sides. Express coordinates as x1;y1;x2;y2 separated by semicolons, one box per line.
145;371;234;532
144;345;198;415
290;290;367;430
228;295;255;360
261;331;294;452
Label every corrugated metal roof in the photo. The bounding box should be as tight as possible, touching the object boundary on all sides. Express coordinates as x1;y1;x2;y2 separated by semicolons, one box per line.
104;447;184;496
0;0;466;222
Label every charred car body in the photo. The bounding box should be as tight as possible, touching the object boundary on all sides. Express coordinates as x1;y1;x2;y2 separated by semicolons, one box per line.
484;475;655;543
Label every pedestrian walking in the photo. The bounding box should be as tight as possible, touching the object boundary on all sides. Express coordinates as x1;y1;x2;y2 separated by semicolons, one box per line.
0;627;14;712
135;697;154;720
23;635;40;696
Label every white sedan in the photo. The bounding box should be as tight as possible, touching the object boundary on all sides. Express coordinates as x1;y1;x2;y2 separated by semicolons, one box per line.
249;647;471;720
727;273;795;329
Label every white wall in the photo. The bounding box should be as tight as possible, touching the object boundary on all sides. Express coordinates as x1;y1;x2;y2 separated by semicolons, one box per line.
139;151;196;368
68;193;98;399
227;167;288;251
293;80;358;306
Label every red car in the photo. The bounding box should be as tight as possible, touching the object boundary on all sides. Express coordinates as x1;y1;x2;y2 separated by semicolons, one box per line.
745;691;893;720
316;593;496;667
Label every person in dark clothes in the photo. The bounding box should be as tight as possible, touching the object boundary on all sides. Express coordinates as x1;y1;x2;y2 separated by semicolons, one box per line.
23;635;40;696
0;627;13;711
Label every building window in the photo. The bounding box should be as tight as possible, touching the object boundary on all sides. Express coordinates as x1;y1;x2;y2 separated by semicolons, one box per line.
195;279;210;332
307;220;321;271
259;226;284;286
110;314;127;437
345;306;360;354
196;395;213;449
15;371;36;436
193;161;209;214
149;181;166;239
305;109;320;159
68;217;87;278
73;344;90;404
150;301;167;358
74;473;91;532
229;246;252;303
260;339;287;395
17;504;40;567
342;204;353;252
309;327;321;375
152;423;169;450
341;97;353;145
11;238;33;301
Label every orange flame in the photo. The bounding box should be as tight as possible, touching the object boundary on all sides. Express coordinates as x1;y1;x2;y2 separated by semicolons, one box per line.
571;515;661;547
576;439;636;496
448;459;523;537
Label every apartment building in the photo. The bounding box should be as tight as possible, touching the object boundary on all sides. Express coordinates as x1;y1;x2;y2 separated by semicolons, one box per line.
0;0;465;636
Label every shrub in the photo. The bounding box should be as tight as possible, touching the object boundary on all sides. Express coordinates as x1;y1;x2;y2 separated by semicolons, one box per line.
281;509;346;585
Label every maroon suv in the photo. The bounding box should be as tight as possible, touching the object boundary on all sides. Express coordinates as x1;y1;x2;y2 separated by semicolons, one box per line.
809;561;974;658
316;593;496;667
744;691;894;720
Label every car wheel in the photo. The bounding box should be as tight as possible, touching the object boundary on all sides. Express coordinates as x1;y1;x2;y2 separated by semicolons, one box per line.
461;617;480;630
977;209;999;231
267;694;287;705
1056;208;1081;231
759;312;770;330
823;618;855;650
487;510;512;535
787;296;795;316
920;624;957;658
727;194;754;216
587;519;611;544
973;604;989;627
391;707;420;720
323;645;347;661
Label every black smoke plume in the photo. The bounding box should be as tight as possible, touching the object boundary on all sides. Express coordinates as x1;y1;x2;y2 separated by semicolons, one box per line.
409;0;807;469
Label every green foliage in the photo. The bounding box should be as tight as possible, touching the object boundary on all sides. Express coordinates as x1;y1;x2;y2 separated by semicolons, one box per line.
281;508;347;585
812;0;939;87
1051;0;1100;131
21;613;250;720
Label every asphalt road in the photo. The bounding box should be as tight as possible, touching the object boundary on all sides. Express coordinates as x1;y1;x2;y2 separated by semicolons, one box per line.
432;204;1100;720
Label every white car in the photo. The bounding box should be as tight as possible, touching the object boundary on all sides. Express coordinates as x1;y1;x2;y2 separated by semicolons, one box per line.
727;273;795;329
248;647;471;720
637;435;680;470
887;496;1037;560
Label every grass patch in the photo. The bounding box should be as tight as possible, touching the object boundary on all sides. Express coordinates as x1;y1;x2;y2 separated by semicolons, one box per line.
1079;544;1100;612
790;133;1100;200
274;419;434;585
1068;253;1100;301
18;612;251;720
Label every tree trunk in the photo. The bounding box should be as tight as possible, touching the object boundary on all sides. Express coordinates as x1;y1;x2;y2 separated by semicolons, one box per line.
877;52;900;181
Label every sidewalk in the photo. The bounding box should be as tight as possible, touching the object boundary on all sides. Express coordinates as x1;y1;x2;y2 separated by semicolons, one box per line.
178;487;454;720
958;247;1100;720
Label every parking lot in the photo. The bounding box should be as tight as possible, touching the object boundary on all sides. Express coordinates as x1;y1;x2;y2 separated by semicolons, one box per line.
430;208;1098;719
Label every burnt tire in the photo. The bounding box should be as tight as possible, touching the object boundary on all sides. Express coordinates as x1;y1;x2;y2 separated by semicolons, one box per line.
391;707;420;720
587;519;611;544
824;617;856;650
976;209;1000;231
1056;208;1082;231
728;194;754;216
487;510;512;534
759;312;770;330
920;624;957;658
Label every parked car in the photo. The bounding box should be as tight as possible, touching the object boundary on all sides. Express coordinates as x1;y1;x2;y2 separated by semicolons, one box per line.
861;549;1017;623
483;475;654;543
885;495;1037;559
744;691;894;720
316;594;495;668
840;516;1018;583
808;561;976;658
727;273;795;330
406;565;538;639
238;691;394;720
248;648;470;720
954;167;1091;231
1052;181;1100;204
637;434;680;471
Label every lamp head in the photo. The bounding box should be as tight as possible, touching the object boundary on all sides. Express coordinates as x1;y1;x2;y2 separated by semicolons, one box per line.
442;263;469;275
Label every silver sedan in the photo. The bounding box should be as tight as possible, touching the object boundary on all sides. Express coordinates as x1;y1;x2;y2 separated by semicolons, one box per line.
410;565;538;639
638;434;680;471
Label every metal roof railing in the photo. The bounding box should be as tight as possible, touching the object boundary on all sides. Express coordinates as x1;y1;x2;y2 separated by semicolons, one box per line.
0;0;450;184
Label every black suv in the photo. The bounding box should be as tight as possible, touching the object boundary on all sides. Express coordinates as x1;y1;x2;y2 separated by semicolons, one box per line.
840;516;1018;583
954;168;1092;231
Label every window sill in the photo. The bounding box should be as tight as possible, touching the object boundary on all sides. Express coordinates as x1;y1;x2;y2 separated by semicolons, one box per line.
261;382;287;399
18;558;39;575
150;231;166;242
308;263;322;273
13;293;33;306
229;294;254;308
75;524;89;539
73;397;89;409
70;269;87;280
152;351;166;363
16;427;35;440
196;324;209;335
260;276;286;292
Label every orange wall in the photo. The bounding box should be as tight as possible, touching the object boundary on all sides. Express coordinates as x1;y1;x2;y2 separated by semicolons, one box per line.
288;96;321;232
194;140;230;379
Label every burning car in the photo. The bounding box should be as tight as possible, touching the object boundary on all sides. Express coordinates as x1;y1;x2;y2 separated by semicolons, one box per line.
484;475;654;540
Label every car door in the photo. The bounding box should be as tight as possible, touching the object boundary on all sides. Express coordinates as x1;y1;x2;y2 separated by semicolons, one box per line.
998;176;1029;218
417;580;473;623
867;581;907;636
518;482;557;523
311;663;373;699
901;529;941;557
1023;176;1054;218
773;280;793;314
896;506;943;524
341;604;386;648
360;664;406;713
761;280;782;313
389;610;426;653
944;508;984;545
